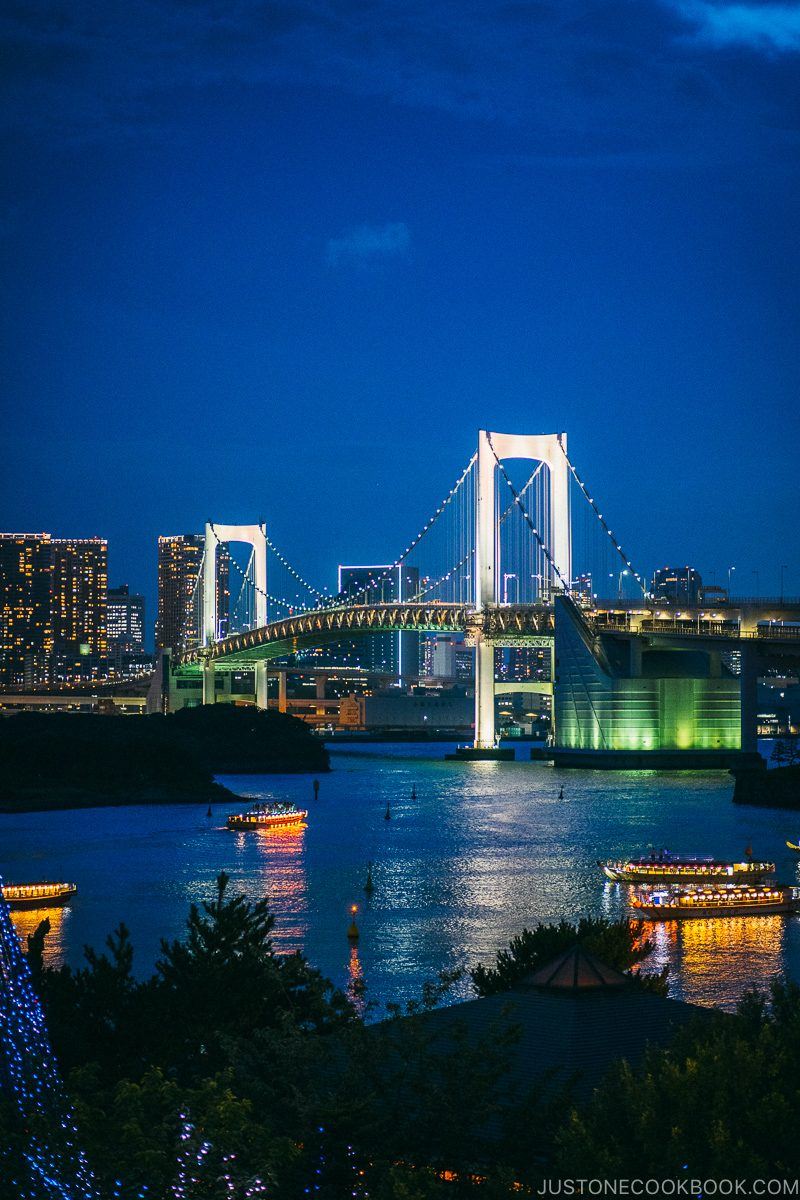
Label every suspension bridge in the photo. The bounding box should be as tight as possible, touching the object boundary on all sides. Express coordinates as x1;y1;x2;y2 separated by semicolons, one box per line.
166;429;800;765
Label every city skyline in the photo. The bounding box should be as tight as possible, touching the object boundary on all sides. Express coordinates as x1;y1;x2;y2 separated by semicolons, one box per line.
2;466;795;643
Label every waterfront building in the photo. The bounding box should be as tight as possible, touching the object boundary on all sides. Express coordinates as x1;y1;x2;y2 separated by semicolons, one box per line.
0;532;109;685
156;535;230;654
50;537;108;658
501;646;550;682
0;533;53;686
342;686;473;733
653;566;703;606
554;595;741;760
107;584;145;651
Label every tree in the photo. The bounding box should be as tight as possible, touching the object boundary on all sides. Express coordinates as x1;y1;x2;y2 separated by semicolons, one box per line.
0;891;95;1198
771;735;800;767
554;981;800;1179
470;915;665;997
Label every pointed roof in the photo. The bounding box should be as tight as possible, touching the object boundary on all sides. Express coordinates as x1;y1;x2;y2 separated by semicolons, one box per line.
518;944;631;992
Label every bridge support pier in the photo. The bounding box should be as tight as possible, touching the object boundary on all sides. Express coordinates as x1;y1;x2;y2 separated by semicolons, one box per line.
739;645;758;755
474;639;496;749
202;659;216;706
255;661;268;710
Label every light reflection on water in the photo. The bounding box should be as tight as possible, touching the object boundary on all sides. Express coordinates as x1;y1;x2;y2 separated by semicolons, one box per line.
9;904;71;968
0;742;798;1013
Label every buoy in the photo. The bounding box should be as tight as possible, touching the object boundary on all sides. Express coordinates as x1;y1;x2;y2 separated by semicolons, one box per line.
313;779;320;799
364;863;374;894
206;804;213;818
411;785;417;800
745;843;753;858
347;904;360;940
558;786;564;800
384;801;392;821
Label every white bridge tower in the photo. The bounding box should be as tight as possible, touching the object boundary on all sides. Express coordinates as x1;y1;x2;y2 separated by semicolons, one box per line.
473;431;571;749
202;522;268;706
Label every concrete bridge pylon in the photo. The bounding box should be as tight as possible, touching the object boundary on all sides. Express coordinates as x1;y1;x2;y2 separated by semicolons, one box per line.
202;522;268;648
473;431;570;749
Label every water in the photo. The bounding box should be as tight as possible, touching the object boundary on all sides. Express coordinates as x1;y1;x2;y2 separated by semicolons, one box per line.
2;742;798;1014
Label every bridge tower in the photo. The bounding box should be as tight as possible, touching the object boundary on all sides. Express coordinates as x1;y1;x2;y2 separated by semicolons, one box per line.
473;431;571;749
202;523;268;704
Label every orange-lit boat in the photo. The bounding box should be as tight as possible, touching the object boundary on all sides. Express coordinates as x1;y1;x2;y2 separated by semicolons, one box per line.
631;882;799;920
601;852;773;884
227;801;308;833
1;881;77;908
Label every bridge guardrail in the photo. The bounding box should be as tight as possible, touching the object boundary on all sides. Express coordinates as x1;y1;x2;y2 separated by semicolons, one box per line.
590;617;800;641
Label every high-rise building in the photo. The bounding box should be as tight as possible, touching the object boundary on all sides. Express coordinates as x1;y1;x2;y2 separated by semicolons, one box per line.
0;533;53;687
50;538;108;657
337;564;420;681
107;584;146;651
653;566;703;607
1;533;109;686
156;535;230;655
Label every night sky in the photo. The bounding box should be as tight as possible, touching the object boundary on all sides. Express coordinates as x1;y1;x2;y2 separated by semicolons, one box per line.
2;1;798;628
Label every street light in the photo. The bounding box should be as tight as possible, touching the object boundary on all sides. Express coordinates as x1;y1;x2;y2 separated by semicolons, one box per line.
728;565;736;598
618;569;629;600
502;573;518;605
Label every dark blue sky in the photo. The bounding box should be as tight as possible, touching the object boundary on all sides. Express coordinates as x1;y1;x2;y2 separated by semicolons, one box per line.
2;0;798;624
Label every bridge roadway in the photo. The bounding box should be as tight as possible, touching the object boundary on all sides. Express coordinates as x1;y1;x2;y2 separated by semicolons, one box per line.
179;601;555;666
178;598;800;668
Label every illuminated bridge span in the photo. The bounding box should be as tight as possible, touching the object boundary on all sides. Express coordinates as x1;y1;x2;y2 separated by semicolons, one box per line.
182;602;555;666
169;428;798;761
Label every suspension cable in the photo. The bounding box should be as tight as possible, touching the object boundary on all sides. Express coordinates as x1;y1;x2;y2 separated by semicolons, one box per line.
327;452;478;609
555;437;646;596
208;525;303;620
207;523;321;618
230;548;255;627
410;549;474;601
498;460;544;525
265;534;325;599
225;549;301;614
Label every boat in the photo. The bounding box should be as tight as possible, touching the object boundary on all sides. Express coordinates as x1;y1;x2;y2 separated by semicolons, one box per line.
600;851;774;884
786;840;800;853
1;881;77;908
226;802;308;832
630;882;799;920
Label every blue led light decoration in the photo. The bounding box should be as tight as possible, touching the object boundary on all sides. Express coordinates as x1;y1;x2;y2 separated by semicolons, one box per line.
0;876;96;1199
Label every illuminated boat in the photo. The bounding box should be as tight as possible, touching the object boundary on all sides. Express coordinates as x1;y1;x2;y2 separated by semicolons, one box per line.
786;840;800;853
227;801;308;832
1;881;77;908
600;852;774;884
630;882;799;920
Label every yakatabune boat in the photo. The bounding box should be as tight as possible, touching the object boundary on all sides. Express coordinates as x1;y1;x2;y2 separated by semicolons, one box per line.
1;881;77;908
227;802;308;832
600;851;774;884
630;882;799;920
